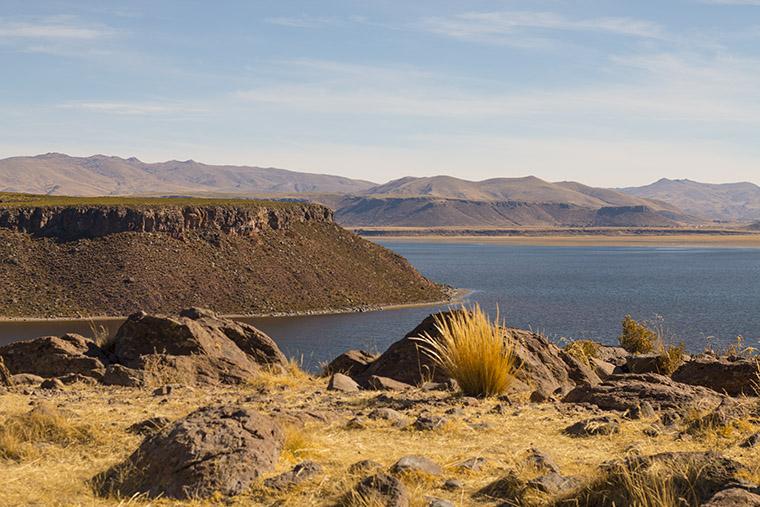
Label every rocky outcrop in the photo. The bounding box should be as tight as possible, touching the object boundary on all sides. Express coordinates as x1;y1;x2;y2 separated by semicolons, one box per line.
0;333;107;380
0;203;332;241
95;405;283;499
324;350;377;377
704;488;760;506
672;357;759;396
562;373;724;414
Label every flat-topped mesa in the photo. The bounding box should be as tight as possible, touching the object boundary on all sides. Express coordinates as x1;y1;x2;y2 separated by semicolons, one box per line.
0;203;333;240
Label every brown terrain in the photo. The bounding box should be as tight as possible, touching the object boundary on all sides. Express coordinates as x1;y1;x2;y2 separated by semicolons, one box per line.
0;194;448;319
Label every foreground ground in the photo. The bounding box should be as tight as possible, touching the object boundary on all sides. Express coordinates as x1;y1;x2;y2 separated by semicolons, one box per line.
2;371;759;507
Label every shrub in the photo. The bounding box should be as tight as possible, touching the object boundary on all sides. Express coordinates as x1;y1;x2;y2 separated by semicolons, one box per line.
619;315;658;354
657;343;685;375
564;340;601;365
414;304;518;398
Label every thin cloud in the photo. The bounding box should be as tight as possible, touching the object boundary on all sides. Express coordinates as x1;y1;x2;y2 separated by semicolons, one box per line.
58;101;206;115
264;16;334;28
701;0;760;5
0;19;112;40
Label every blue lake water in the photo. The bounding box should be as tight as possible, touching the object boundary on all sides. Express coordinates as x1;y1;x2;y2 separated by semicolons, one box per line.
3;241;760;372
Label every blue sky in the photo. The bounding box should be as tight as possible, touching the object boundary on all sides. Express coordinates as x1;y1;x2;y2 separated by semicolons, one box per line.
1;0;759;186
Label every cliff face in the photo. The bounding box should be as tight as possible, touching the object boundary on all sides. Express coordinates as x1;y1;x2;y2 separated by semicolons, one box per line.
0;203;333;241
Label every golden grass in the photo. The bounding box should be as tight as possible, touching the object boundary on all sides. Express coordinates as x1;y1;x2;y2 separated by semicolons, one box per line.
563;340;601;365
413;304;518;398
619;315;658;354
656;342;686;375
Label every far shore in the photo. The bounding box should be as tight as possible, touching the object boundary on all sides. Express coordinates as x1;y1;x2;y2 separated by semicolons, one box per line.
0;288;471;324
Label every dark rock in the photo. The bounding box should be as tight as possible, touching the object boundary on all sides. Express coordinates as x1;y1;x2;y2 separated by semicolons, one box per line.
58;373;98;385
740;433;760;448
327;373;360;393
101;364;145;387
703;488;760;506
562;373;724;413
414;414;448;431
625;401;657;420
324;350;376;377
391;455;442;476
349;460;383;474
346;417;368;430
527;471;580;495
94;405;283;500
354;473;409;507
0;333;107;380
529;389;550;403
589;357;616;379
152;385;174;396
526;447;560;474
624;354;664;374
367;375;413;391
596;345;629;366
263;461;322;491
672;357;759;396
368;408;405;423
40;377;65;390
427;499;454;507
443;479;463;490
564;416;620;437
127;417;172;437
457;457;487;472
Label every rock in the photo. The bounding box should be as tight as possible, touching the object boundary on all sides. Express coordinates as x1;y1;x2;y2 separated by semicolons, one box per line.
367;375;413;391
127;417;171;437
0;333;107;380
427;499;454;507
624;354;663;374
414;414;448;431
625;401;657;420
349;460;383;474
526;447;560;474
703;488;760;506
10;373;43;386
562;373;724;414
457;457;487;472
672;357;759;396
564;416;621;437
324;350;376;377
596;345;629;366
152;385;174;396
527;472;580;495
95;405;283;500
327;373;360;393
443;479;463;490
263;461;322;491
740;433;760;448
685;398;746;434
354;473;409;507
368;408;405;423
346;417;368;430
110;309;287;385
529;389;550;403
356;312;600;394
40;378;65;390
391;455;443;476
101;364;145;387
0;357;12;386
58;373;98;385
590;357;616;379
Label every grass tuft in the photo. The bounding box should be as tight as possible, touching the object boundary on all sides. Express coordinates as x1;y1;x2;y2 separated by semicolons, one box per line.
413;304;518;398
564;340;601;365
619;315;658;354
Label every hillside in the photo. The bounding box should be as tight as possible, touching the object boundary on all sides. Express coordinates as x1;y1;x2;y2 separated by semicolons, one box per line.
0;153;374;197
621;178;760;223
0;193;447;318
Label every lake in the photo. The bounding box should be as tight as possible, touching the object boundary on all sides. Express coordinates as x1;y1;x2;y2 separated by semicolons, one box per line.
2;240;760;371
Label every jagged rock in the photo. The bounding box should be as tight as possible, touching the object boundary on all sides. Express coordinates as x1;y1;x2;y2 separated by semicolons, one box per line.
327;373;360;393
590;357;616;379
564;416;620;437
10;373;43;386
0;333;107;380
324;350;376;377
527;472;580;495
127;417;172;437
367;375;413;391
562;373;724;413
624;354;663;374
263;461;322;491
355;312;600;394
703;488;760;506
101;364;145;387
672;357;759;396
354;473;409;507
40;377;65;390
526;447;560;474
94;405;283;500
391;455;442;476
596;345;629;366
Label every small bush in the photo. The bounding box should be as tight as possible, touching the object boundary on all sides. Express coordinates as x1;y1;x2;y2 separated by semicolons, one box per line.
619;315;658;354
564;340;601;365
657;343;685;375
414;304;518;398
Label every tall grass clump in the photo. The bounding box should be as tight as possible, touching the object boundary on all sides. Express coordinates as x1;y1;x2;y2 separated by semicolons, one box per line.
414;304;518;398
619;315;658;353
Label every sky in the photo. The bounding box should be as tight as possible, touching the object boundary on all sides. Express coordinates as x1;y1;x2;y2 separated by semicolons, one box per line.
1;1;760;186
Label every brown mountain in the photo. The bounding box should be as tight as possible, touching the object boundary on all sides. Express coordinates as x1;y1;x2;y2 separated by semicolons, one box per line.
0;153;375;196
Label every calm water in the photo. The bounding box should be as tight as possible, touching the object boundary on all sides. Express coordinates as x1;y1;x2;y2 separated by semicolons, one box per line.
2;241;760;371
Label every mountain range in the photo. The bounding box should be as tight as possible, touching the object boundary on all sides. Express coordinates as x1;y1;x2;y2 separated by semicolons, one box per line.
1;153;759;227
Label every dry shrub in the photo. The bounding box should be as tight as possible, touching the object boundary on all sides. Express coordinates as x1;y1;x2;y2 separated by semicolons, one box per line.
564;340;601;365
619;315;658;354
282;424;322;462
0;404;96;461
657;342;686;375
251;356;312;390
414;304;518;398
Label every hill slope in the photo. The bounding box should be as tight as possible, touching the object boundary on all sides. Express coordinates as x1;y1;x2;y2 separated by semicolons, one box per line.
621;178;760;222
0;153;375;196
0;194;446;318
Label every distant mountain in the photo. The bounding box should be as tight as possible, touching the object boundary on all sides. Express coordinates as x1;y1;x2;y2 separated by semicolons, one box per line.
0;153;375;196
621;178;760;223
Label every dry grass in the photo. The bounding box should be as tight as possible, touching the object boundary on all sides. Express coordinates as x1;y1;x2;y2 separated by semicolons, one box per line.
563;340;601;365
656;343;686;375
619;315;658;354
413;304;519;398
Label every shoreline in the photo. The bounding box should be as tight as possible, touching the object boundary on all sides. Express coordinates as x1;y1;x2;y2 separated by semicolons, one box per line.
0;288;471;324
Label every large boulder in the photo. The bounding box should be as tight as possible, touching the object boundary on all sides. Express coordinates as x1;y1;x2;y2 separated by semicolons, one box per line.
95;405;283;500
109;309;287;385
354;312;600;394
562;373;724;414
703;488;760;506
0;333;107;380
672;357;759;396
324;350;376;377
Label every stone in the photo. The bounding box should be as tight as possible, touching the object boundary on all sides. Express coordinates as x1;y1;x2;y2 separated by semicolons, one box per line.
263;461;322;491
624;354;664;374
368;408;405;423
367;375;413;391
101;364;145;387
94;405;283;500
58;373;98;385
327;373;360;393
625;401;657;420
10;373;43;386
526;447;560;474
740;433;760;448
40;378;65;390
703;488;760;506
354;473;409;507
152;385;174;396
0;333;107;380
564;416;621;437
443;479;463;490
414;414;448;431
527;472;580;495
324;350;376;377
672;357;759;396
127;416;172;437
346;417;368;430
349;460;383;474
562;373;724;414
595;345;629;366
427;499;454;507
457;457;487;472
391;455;442;476
529;389;550;403
589;357;616;379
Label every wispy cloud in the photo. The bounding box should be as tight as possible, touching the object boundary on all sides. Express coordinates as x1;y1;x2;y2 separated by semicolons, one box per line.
58;101;206;115
264;15;335;28
420;11;666;46
701;0;760;5
0;18;112;40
